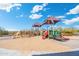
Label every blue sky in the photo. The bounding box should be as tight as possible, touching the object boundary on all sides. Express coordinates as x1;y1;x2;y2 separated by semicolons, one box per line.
0;3;79;31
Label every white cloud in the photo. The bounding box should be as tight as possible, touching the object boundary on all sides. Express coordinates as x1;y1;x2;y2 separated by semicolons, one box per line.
31;5;43;13
43;8;50;11
74;25;79;29
31;3;48;13
16;7;20;10
74;25;79;28
55;16;65;19
29;3;48;20
6;28;20;31
67;5;79;14
0;3;21;12
42;3;48;7
63;17;79;25
29;14;43;19
47;15;52;17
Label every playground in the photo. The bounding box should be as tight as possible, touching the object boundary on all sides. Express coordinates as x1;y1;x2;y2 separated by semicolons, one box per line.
0;16;79;55
31;16;70;41
0;35;79;55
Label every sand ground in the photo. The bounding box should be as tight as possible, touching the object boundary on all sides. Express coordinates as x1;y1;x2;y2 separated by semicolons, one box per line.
55;36;79;49
0;36;72;55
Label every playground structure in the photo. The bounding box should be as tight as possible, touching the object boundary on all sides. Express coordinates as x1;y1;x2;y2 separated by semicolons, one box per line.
32;23;42;36
13;23;42;39
32;16;69;41
13;16;69;41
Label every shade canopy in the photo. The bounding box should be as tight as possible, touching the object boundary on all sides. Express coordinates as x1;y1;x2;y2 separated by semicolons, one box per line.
32;23;42;27
43;16;60;25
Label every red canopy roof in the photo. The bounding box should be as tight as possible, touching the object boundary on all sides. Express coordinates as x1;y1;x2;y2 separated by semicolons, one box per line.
43;16;60;25
32;23;42;27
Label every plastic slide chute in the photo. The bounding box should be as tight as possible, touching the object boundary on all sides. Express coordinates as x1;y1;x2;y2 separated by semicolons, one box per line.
42;30;48;40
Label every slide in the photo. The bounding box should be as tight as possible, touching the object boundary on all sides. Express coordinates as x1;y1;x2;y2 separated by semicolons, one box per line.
54;36;69;41
42;31;48;40
54;34;69;41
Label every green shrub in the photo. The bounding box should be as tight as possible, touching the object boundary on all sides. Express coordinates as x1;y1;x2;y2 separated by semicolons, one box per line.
0;27;9;36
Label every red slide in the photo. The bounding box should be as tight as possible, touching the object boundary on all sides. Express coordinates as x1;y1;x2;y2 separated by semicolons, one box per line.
42;31;48;40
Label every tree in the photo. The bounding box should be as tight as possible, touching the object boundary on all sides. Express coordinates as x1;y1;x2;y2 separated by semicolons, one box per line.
0;27;9;36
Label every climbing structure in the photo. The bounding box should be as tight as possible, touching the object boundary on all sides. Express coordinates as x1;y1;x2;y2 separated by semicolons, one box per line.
32;16;69;41
42;16;69;41
42;16;60;39
32;22;42;36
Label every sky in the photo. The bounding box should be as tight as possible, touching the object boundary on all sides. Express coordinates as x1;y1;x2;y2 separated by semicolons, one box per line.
0;3;79;31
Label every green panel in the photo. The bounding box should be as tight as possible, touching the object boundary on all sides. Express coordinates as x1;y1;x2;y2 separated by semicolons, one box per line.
49;30;61;38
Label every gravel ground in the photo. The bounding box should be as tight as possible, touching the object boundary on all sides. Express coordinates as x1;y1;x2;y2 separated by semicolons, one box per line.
0;36;12;40
0;48;23;56
0;36;79;56
53;36;79;49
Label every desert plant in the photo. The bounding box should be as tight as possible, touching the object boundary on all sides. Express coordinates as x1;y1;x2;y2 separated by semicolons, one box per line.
62;28;76;36
0;27;9;36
